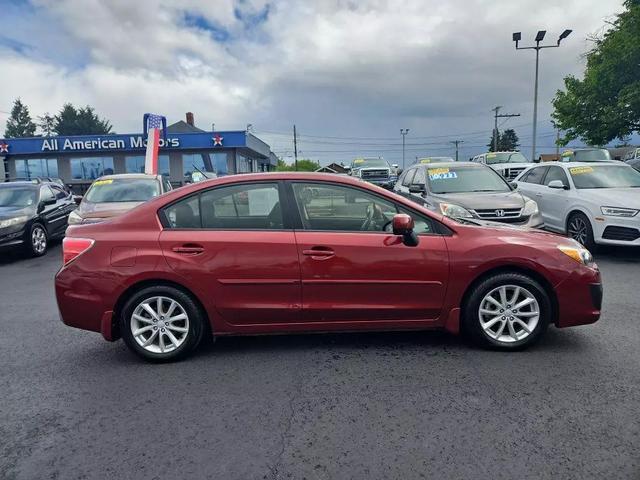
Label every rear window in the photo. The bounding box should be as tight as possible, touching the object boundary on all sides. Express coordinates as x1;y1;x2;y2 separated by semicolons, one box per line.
84;178;160;203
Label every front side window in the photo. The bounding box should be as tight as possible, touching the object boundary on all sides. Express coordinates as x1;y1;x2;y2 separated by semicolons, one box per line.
84;178;160;203
401;169;416;187
293;183;397;232
411;168;426;187
544;167;569;187
40;186;55;203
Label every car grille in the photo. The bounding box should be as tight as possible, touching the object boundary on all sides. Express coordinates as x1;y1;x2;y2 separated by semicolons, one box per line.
361;169;389;179
473;208;523;222
501;167;526;180
602;226;640;241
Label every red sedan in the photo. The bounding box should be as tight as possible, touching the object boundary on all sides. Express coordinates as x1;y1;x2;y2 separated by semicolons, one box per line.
55;172;602;361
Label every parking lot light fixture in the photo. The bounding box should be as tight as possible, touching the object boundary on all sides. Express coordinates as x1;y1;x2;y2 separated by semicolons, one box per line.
513;28;572;162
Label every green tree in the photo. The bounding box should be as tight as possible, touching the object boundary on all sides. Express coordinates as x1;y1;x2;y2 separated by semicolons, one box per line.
487;129;520;151
38;112;55;136
4;98;37;138
54;103;113;135
275;158;320;171
552;0;640;145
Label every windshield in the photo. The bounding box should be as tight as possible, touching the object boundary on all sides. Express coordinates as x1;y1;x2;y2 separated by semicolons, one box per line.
352;158;388;168
485;152;530;165
427;166;511;194
0;188;37;208
569;165;640;189
84;178;160;203
574;149;612;162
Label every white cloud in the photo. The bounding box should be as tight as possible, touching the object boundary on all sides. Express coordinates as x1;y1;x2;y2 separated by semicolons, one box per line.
0;0;625;163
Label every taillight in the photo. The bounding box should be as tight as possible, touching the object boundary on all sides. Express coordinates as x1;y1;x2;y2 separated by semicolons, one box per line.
62;237;95;266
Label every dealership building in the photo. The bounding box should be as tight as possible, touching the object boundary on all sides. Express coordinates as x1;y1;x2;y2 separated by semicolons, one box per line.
0;113;278;194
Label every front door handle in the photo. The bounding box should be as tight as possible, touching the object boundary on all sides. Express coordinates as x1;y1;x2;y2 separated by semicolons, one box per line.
172;244;205;255
302;247;335;259
535;192;543;197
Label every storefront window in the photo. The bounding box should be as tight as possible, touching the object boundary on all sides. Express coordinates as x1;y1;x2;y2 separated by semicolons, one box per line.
14;158;58;179
70;157;114;180
236;153;251;173
182;152;227;181
125;155;170;176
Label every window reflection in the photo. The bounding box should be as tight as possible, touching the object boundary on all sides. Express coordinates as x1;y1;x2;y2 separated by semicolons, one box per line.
70;157;114;180
125;155;170;176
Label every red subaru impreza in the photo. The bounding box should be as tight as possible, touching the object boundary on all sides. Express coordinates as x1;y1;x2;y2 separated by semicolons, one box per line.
55;173;602;361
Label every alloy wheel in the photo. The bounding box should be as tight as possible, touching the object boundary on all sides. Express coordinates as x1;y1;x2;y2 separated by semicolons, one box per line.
478;284;540;344
130;296;190;354
568;216;588;246
31;226;47;254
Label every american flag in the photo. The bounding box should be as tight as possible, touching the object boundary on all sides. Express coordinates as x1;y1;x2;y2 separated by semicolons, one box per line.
144;113;165;175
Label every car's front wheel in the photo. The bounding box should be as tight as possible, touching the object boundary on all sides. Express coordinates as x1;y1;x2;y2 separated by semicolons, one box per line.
26;223;48;257
567;212;596;251
464;272;551;350
121;286;206;362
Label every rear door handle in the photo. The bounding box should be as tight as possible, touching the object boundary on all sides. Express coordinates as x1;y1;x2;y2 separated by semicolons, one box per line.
535;192;543;197
172;244;205;255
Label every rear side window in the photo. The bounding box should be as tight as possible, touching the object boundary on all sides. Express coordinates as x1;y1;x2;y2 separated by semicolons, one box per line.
162;183;283;230
520;167;548;184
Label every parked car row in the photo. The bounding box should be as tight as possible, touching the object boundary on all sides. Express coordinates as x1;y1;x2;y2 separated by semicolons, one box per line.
0;174;171;257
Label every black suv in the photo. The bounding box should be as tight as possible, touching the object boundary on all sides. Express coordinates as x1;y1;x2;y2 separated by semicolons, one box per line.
0;180;76;257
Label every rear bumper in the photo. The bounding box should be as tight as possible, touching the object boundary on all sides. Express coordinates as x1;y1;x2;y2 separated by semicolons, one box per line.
554;267;602;328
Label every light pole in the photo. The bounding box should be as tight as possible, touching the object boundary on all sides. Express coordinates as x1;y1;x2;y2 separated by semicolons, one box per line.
400;128;409;170
513;29;572;162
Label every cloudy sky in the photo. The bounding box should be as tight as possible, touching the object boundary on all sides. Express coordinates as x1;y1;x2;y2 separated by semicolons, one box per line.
0;0;624;165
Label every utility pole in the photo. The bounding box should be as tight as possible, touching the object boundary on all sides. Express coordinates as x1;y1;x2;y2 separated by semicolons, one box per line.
293;124;298;171
491;106;520;152
555;128;560;158
450;140;464;161
400;129;409;170
513;29;572;161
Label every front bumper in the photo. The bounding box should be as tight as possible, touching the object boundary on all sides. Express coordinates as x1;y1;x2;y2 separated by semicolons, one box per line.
592;215;640;246
554;266;602;328
0;224;28;249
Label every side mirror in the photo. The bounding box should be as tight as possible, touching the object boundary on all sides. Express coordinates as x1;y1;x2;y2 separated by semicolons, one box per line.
73;195;83;205
548;180;568;190
392;213;419;247
510;181;518;189
408;184;425;194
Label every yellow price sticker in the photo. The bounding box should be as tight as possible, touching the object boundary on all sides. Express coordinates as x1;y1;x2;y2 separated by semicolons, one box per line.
353;159;364;164
487;153;497;158
93;179;113;186
561;150;574;157
419;158;431;164
569;166;593;175
428;167;450;175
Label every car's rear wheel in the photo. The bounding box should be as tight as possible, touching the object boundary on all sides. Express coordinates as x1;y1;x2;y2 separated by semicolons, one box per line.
463;272;550;350
26;223;48;257
567;212;596;251
121;286;205;362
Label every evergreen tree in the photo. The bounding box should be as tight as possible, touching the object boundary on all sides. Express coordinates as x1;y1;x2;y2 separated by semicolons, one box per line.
4;98;37;138
38;113;55;136
54;103;113;135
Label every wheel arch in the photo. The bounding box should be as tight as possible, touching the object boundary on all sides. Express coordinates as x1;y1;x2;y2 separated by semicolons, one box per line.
112;279;212;341
459;265;559;329
564;207;592;233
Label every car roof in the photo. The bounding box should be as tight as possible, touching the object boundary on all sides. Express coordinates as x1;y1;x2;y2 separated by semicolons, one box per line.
411;161;482;169
0;181;39;188
95;173;162;181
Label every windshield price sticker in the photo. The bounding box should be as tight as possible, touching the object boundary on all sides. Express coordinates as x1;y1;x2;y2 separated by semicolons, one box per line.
420;158;431;164
487;153;497;158
353;159;364;164
93;179;113;186
428;168;457;180
569;166;593;175
562;150;574;157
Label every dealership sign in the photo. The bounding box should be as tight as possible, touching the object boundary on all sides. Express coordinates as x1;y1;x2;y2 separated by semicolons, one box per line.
41;136;180;151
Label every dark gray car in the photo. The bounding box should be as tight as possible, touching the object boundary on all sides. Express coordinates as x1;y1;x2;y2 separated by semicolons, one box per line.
394;162;543;227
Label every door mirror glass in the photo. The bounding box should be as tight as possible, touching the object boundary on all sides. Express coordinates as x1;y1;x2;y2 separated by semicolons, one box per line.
408;184;425;194
509;181;518;189
548;180;566;189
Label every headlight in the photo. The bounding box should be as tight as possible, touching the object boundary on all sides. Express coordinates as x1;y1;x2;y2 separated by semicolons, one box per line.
600;206;638;217
558;245;595;267
0;215;29;229
67;210;83;225
522;199;539;216
439;203;474;218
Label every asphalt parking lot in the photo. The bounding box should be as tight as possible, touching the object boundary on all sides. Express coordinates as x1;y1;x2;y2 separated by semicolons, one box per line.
1;243;639;480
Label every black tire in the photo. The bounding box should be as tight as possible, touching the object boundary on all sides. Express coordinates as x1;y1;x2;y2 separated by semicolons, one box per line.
25;222;48;257
567;212;597;252
120;285;206;362
463;272;551;350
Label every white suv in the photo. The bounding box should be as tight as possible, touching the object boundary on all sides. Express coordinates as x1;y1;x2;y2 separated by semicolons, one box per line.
513;162;640;250
471;151;533;180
